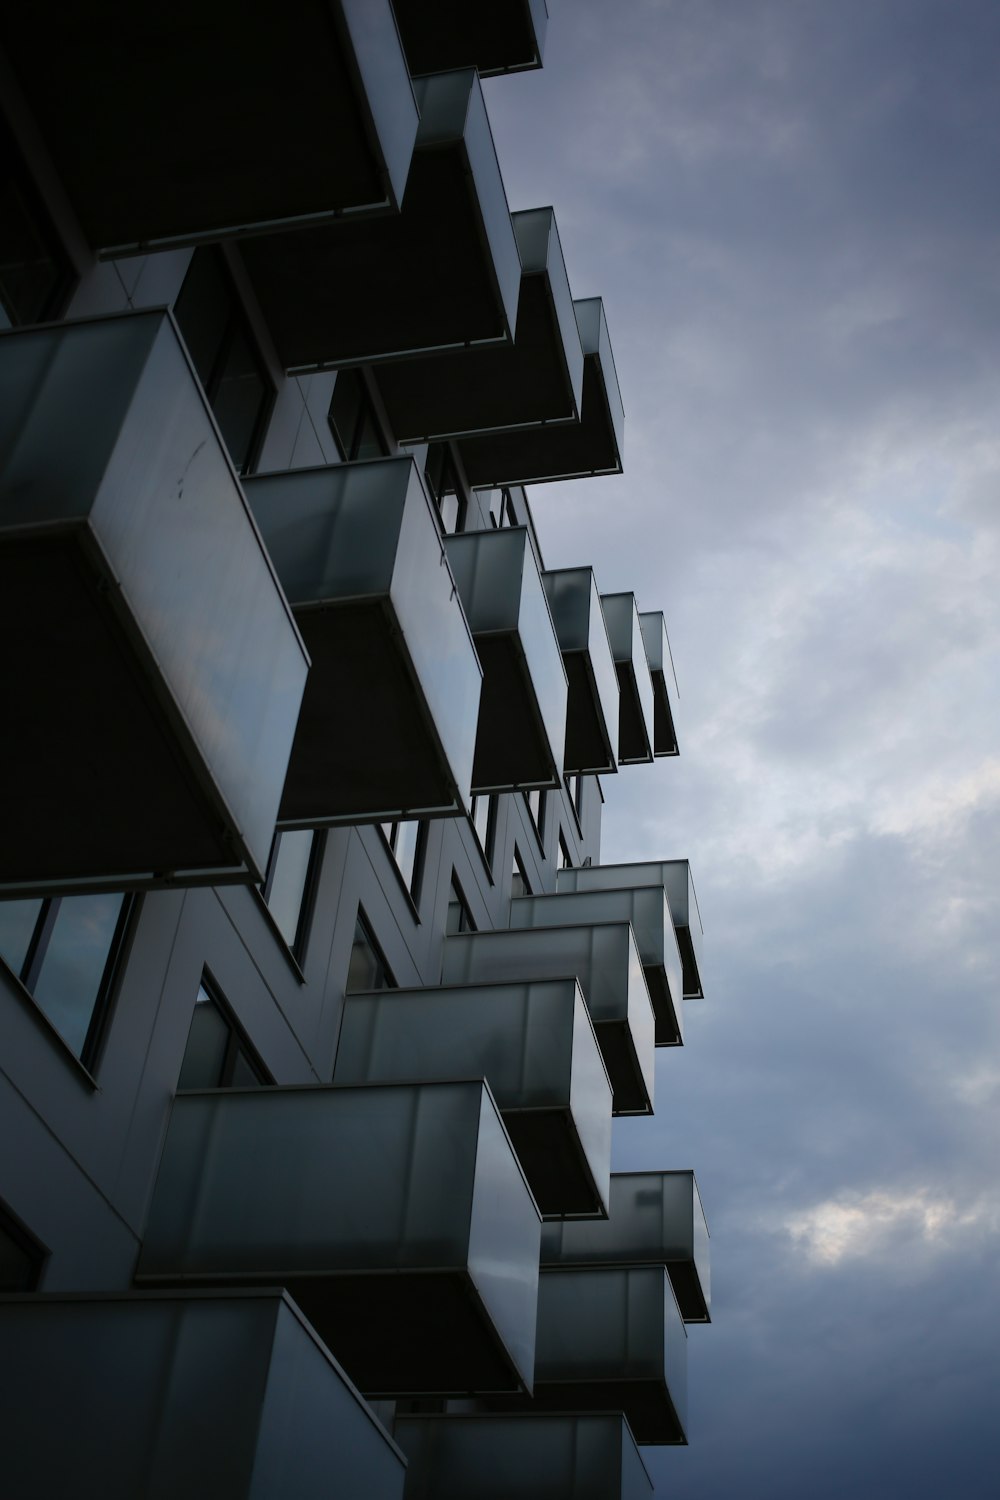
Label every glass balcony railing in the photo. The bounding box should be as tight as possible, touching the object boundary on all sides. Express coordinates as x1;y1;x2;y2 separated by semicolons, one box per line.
558;860;705;999
0;311;308;895
444;528;568;792
510;887;684;1046
542;568;620;775
2;0;417;251
540;1171;711;1323
639;611;680;756
442;924;655;1114
243;69;520;372
334;978;612;1218
391;0;549;77
458;297;625;487
394;1413;652;1500
0;1290;406;1499
488;1268;688;1446
599;594;655;765
136;1082;540;1397
375;207;583;444
245;458;482;825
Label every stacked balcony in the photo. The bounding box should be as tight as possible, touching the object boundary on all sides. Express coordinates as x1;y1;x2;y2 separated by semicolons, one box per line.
558;860;705;999
541;1171;711;1323
395;1413;653;1500
241;70;520;371
245;458;482;825
600;593;656;765
543;568;620;775
334;978;612;1218
0;0;418;250
136;1082;540;1397
509;887;684;1046
444;527;568;792
0;311;308;894
0;1290;406;1499
443;924;655;1114
639;611;680;757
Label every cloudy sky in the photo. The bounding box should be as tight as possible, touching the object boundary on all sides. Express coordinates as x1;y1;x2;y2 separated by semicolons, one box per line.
485;3;1000;1495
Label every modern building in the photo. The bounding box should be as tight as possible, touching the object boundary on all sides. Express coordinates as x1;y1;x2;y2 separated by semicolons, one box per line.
0;5;709;1496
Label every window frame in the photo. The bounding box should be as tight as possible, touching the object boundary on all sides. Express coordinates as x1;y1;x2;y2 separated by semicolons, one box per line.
258;827;323;965
177;973;271;1092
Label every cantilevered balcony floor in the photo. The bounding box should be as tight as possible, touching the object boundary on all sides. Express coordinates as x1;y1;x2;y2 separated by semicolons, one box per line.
0;0;417;249
246;459;482;825
0;312;307;894
335;979;612;1218
241;71;519;371
458;299;624;486
391;0;549;77
136;1082;540;1398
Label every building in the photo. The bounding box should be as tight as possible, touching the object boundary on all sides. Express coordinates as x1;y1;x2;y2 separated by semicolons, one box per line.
0;5;709;1496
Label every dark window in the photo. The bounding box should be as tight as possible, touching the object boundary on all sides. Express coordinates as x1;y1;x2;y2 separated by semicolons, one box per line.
346;911;395;993
380;820;425;902
425;444;467;534
566;772;585;829
174;247;272;473
260;828;321;959
559;830;574;871
488;487;518;529
470;794;497;866
446;875;475;936
178;979;269;1090
328;369;389;461
0;892;133;1067
511;846;531;899
525;788;546;843
0;116;72;329
0;1201;46;1292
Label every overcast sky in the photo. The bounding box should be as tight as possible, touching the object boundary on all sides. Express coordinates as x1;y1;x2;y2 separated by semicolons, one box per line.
486;3;1000;1495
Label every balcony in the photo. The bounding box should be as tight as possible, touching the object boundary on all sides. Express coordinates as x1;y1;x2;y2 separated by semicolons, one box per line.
442;925;654;1114
490;1268;688;1445
394;1413;652;1500
542;569;619;775
444;528;567;792
241;70;519;371
391;0;549;77
0;312;308;895
457;299;624;486
0;1290;406;1499
374;208;583;443
334;979;612;1218
136;1082;540;1397
0;0;417;250
510;887;684;1046
245;459;482;825
558;860;705;999
639;611;679;756
540;1171;711;1323
600;594;655;765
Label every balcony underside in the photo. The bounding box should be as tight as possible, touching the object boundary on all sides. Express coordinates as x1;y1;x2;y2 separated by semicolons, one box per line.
1;0;414;249
392;0;547;77
471;634;561;793
616;664;654;764
505;1109;606;1219
489;1380;686;1446
563;654;618;775
458;360;621;487
279;602;466;824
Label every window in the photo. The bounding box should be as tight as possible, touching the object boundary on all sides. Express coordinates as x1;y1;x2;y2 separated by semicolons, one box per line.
565;772;585;829
328;369;389;461
260;828;321;959
446;875;475;936
524;788;546;843
470;794;497;866
488;487;518;529
558;830;574;871
0;892;134;1067
380;819;425;903
346;911;395;993
424;444;466;534
174;247;273;474
0;1201;46;1292
0;116;72;329
511;846;531;899
177;979;269;1090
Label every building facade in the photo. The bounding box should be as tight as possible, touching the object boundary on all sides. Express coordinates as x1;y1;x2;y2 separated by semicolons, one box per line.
0;5;709;1496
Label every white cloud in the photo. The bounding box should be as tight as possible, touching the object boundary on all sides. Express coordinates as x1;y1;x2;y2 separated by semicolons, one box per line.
783;1187;1000;1268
